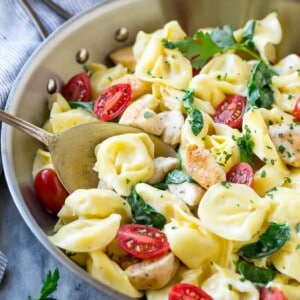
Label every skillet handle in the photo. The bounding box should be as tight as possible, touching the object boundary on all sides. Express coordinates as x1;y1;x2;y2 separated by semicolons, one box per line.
19;0;72;38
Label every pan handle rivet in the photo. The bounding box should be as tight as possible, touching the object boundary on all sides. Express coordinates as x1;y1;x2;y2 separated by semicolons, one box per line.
47;78;58;94
76;48;89;64
115;27;129;42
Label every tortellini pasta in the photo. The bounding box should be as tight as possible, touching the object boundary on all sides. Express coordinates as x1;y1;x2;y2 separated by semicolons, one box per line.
94;133;155;196
49;214;121;252
198;183;270;241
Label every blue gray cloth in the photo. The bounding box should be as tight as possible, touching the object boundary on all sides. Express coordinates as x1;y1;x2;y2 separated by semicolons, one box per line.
0;0;107;283
0;0;107;109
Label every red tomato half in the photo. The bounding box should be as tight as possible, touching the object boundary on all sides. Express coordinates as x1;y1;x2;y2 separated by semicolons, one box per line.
117;224;169;259
34;168;68;214
214;95;246;128
260;287;286;300
169;283;213;300
61;72;91;102
293;97;300;121
94;83;132;121
226;162;254;187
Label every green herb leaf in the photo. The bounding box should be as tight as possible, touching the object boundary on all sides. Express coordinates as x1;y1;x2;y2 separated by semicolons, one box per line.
162;33;221;69
242;20;256;49
236;260;276;285
165;169;194;184
143;111;153;118
28;268;60;300
237;125;255;165
238;222;291;259
247;61;277;110
151;182;169;190
69;101;94;113
127;189;166;230
211;25;237;50
182;88;204;136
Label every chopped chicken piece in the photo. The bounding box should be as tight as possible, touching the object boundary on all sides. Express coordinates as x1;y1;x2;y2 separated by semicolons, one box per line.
110;46;136;71
125;252;179;290
168;182;205;206
119;101;163;136
269;123;300;167
183;144;226;189
111;74;152;100
158;111;184;145
147;157;179;184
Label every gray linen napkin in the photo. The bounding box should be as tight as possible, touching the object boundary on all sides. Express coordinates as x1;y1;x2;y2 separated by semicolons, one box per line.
0;0;107;110
0;251;7;282
0;0;107;282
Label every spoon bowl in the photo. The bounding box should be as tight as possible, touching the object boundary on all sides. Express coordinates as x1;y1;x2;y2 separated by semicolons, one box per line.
0;109;176;193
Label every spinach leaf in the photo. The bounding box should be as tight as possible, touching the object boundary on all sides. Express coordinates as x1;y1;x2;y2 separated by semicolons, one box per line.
247;61;277;110
238;222;291;259
242;20;256;49
237;260;276;285
182;88;204;136
127;189;166;230
165;169;194;184
237;125;255;166
151;182;168;190
69;101;94;113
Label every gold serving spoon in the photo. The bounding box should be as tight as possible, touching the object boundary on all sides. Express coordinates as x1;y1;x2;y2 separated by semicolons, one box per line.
0;109;176;193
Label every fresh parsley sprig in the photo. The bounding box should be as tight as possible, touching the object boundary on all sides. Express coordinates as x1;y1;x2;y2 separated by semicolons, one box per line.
28;268;60;300
163;22;260;69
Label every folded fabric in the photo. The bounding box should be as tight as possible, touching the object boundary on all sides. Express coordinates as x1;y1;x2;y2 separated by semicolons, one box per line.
0;0;107;110
0;251;7;283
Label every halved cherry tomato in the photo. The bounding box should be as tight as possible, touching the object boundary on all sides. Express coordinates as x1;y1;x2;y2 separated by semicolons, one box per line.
94;83;132;121
34;168;68;214
116;224;169;259
214;95;247;128
259;287;286;300
169;283;213;300
61;72;91;101
292;96;300;121
226;162;254;187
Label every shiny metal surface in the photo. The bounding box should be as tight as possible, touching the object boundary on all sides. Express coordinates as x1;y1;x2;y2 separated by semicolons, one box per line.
2;0;300;298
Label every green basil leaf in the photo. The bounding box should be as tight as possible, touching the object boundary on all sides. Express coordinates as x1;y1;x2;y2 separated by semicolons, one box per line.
151;182;168;190
237;260;276;285
69;101;94;113
238;222;291;259
165;169;194;184
127;189;166;230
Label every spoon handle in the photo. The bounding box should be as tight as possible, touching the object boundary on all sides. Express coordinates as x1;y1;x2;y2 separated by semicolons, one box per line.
0;109;55;148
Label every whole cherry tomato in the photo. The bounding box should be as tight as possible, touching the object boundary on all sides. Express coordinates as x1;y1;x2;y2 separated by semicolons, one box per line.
117;224;169;259
226;162;254;187
93;83;132;121
168;283;213;300
34;168;68;214
214;95;247;128
292;96;300;121
259;287;286;300
61;72;91;101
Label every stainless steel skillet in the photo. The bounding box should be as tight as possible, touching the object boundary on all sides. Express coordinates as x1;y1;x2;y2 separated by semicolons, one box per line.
1;0;299;298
